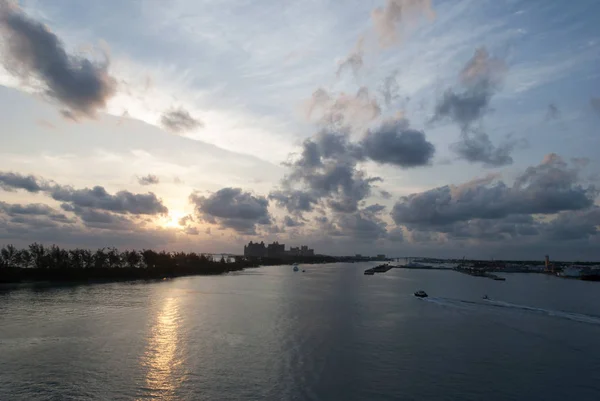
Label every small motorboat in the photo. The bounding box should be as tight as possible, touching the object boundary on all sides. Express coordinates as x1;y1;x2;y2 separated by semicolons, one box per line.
293;263;299;272
302;269;306;273
483;294;489;300
414;290;428;298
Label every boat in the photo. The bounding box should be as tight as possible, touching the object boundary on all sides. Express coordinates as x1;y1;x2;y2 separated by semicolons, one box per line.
302;269;306;273
483;294;489;300
364;270;375;275
414;290;428;298
292;263;299;272
493;276;506;281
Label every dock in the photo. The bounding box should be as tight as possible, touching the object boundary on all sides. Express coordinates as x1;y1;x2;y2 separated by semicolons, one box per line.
364;264;393;275
454;267;506;281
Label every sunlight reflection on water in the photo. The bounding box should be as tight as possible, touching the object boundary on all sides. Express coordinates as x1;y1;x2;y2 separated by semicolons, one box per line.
139;296;182;400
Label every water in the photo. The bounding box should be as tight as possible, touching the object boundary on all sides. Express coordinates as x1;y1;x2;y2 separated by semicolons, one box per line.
2;263;600;401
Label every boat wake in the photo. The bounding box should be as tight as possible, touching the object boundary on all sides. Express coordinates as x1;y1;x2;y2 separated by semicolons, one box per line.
485;299;600;326
423;297;600;326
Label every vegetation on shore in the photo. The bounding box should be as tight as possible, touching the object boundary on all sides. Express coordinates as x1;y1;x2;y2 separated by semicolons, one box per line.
0;243;337;284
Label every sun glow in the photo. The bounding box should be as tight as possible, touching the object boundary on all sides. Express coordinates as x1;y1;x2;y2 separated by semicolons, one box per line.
161;210;187;228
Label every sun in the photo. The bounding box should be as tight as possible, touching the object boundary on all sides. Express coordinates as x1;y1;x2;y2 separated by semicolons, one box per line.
161;210;187;228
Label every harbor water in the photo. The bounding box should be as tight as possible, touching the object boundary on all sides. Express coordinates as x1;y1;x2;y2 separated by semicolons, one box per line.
2;263;600;400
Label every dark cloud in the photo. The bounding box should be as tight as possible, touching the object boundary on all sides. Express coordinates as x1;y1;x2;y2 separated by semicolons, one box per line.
432;47;518;166
543;207;600;241
433;48;506;129
160;108;203;133
0;171;45;192
0;2;116;119
138;174;160;186
178;214;194;226
451;130;519;167
184;226;199;235
275;130;380;215
50;185;168;215
0;171;168;216
391;154;596;229
336;37;364;78
61;204;138;231
371;0;435;47
324;204;388;240
269;190;318;215
284;216;304;227
361;119;435;167
380;190;392;199
0;201;71;223
190;188;271;234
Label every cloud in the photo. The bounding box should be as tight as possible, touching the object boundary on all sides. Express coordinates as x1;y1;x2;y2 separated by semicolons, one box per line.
284;216;304;227
178;214;194;226
391;154;597;229
184;226;199;235
324;204;388;240
0;171;45;192
432;47;518;166
0;201;72;223
305;87;381;128
190;187;271;234
360;118;435;167
0;171;169;216
274;117;435;216
380;190;392;199
371;0;435;47
0;1;116;119
280;130;381;215
160;108;203;133
450;130;520;167
61;204;138;231
433;47;507;130
543;207;600;241
269;190;318;215
137;174;160;186
336;37;364;78
50;185;168;215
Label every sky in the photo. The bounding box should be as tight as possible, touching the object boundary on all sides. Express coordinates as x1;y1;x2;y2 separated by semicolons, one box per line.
1;0;599;260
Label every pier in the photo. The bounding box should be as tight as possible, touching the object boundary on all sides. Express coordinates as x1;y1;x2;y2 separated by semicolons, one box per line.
364;264;393;275
454;266;506;281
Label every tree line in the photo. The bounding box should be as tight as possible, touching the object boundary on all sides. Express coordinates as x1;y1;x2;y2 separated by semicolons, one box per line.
0;243;339;284
0;243;254;283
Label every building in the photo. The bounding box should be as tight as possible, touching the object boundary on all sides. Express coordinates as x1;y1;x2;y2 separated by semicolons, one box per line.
267;241;285;258
244;241;266;258
244;241;315;258
377;254;386;259
300;245;314;256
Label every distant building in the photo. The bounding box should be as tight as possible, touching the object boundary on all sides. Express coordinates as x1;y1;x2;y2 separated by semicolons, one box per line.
244;241;314;258
267;241;285;258
355;254;362;258
300;245;314;256
244;241;266;258
377;254;386;259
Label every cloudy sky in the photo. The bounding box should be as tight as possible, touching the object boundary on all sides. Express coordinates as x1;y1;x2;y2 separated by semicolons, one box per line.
1;0;599;260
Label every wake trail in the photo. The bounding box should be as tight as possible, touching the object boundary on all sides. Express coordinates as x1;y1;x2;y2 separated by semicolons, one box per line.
423;296;600;326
